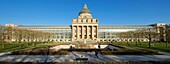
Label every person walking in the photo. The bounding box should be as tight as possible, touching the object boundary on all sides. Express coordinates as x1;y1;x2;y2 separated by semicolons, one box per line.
98;43;101;49
95;51;98;58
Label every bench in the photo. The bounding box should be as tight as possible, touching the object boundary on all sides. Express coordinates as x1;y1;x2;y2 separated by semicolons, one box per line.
76;58;88;61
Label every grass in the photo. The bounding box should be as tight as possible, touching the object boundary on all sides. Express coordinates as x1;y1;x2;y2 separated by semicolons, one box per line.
0;41;170;54
0;42;87;53
0;42;59;53
112;42;170;53
0;41;86;53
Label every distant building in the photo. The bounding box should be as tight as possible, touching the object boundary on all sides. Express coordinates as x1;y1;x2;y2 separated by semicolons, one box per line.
5;4;169;42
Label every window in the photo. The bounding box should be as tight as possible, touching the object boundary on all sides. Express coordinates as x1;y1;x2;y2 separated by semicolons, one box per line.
89;35;92;38
83;16;87;19
61;36;63;38
80;35;82;38
81;20;83;22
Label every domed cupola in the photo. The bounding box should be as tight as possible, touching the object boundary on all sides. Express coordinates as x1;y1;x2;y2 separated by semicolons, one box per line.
79;4;91;15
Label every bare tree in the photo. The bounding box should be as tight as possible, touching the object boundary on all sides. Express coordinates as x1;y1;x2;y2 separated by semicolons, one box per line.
0;26;3;42
165;25;170;47
115;32;130;46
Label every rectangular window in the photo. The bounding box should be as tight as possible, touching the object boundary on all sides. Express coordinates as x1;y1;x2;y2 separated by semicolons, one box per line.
81;20;83;22
89;35;92;38
80;35;82;38
61;36;63;38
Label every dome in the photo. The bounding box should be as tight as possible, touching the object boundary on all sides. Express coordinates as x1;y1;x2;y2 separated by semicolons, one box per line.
79;4;91;15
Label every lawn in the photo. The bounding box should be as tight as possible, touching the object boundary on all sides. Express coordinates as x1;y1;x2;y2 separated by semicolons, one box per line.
0;42;87;53
1;41;170;53
0;42;59;53
111;42;170;52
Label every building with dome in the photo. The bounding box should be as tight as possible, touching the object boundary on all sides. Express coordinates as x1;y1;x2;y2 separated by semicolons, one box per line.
5;4;169;42
72;4;98;41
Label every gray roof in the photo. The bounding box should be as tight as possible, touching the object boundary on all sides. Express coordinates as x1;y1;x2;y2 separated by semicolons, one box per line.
79;4;91;15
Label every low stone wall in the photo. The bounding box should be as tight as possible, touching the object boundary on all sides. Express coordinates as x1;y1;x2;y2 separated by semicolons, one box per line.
94;45;107;49
94;45;118;49
50;45;76;51
0;51;12;56
51;44;119;51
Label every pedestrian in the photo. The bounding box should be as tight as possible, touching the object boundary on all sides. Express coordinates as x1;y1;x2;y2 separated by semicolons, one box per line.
98;43;101;49
95;51;98;58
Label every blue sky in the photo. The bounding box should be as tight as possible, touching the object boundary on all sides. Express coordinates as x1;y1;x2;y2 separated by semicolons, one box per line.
0;0;170;25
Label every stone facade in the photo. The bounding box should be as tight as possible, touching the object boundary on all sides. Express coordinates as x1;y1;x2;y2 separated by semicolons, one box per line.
71;4;98;41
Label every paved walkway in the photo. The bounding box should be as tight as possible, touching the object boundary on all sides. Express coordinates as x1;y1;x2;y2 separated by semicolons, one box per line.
0;52;170;62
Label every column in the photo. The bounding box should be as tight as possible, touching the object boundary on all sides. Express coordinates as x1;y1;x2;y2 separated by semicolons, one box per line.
82;25;84;39
79;26;81;39
97;25;98;39
77;25;79;39
72;26;74;39
87;26;89;39
92;26;94;40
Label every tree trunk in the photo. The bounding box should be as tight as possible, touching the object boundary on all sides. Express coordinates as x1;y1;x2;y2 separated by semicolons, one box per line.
166;41;168;47
19;34;22;43
136;38;138;46
127;39;129;46
149;34;151;47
